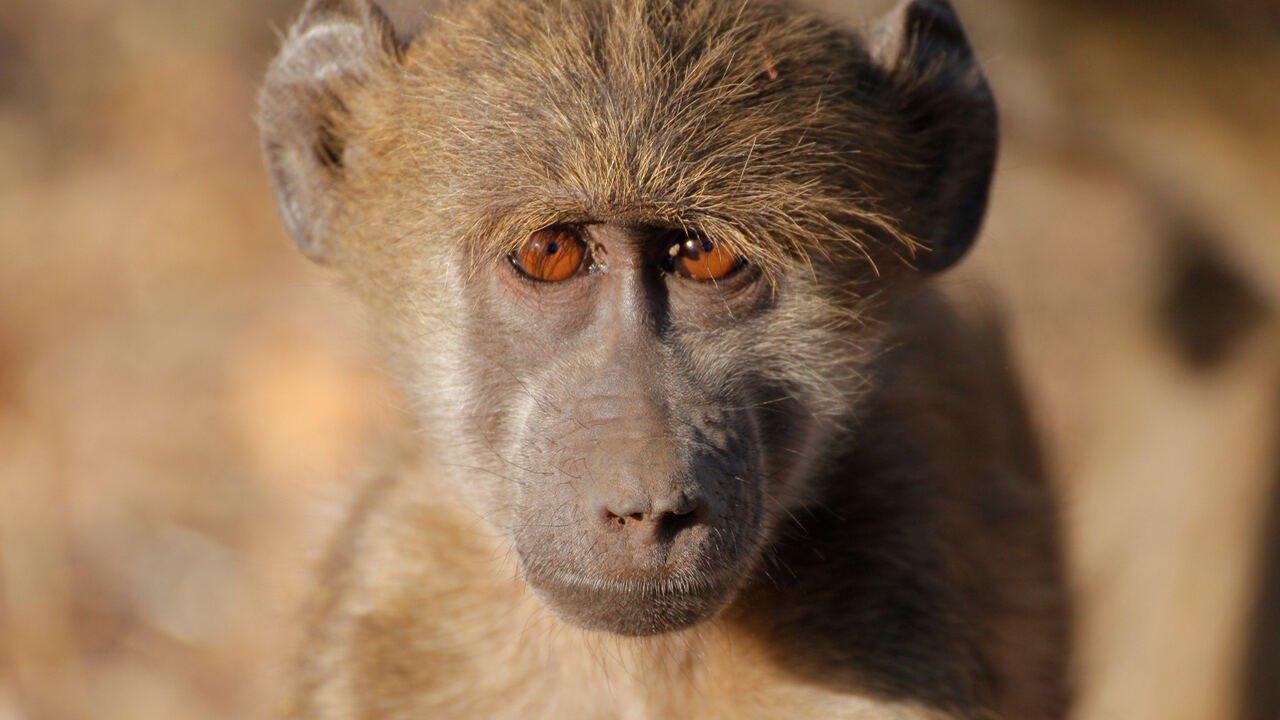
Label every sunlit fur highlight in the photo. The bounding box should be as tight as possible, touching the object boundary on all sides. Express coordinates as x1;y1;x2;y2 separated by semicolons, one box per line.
259;1;1067;718
260;0;916;482
323;0;924;280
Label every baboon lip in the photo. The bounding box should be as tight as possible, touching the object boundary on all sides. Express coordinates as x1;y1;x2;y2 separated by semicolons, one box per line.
523;566;744;636
531;568;736;598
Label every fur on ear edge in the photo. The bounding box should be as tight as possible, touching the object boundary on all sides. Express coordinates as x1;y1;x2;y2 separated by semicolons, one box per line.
256;0;404;262
872;0;998;272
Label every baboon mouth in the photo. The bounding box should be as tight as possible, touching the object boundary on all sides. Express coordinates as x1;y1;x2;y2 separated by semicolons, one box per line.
525;567;743;636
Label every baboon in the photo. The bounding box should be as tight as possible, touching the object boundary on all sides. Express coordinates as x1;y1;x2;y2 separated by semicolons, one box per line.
258;0;1070;717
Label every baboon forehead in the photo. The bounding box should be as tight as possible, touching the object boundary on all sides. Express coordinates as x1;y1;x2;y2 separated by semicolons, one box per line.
379;0;900;249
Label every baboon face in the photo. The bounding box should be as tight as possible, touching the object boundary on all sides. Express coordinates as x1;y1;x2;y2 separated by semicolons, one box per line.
260;0;995;635
465;221;798;635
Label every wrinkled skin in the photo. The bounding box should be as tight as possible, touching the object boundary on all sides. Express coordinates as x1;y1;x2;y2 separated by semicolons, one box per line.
259;2;1068;718
466;223;793;634
260;0;991;635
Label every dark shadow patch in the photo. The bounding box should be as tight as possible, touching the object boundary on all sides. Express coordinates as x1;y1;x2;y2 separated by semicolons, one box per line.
0;24;29;102
1159;225;1269;371
1240;383;1280;720
729;298;1070;719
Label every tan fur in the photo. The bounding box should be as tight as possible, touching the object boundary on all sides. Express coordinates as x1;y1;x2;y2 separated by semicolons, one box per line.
279;291;1067;720
290;456;957;719
259;1;1068;718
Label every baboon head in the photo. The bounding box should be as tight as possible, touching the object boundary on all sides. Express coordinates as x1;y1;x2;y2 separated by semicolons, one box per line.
259;0;996;636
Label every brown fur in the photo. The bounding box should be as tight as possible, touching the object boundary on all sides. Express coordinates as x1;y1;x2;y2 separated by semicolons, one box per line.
284;294;1069;720
258;0;1069;717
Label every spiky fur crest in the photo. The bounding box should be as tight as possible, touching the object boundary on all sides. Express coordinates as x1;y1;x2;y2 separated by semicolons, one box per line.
258;2;1065;719
311;0;927;282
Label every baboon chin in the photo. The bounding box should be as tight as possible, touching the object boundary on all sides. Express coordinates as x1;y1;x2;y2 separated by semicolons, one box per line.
488;222;782;637
260;0;1069;717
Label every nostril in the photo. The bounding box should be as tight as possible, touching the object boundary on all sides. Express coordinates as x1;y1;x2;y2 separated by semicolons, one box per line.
598;492;703;537
600;493;650;524
654;491;700;519
671;500;697;518
652;493;703;542
657;505;699;535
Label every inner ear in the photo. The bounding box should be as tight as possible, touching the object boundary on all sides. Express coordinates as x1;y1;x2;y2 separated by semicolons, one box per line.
315;121;345;170
871;0;997;272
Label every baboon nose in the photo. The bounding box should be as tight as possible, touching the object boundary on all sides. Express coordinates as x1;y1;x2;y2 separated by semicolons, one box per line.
599;490;701;545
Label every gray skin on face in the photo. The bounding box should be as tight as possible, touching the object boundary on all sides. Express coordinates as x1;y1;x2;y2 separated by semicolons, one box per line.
260;2;1072;717
465;222;779;635
260;0;1005;650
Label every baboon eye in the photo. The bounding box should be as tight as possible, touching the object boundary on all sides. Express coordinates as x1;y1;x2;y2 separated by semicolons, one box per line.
511;226;589;282
668;235;744;282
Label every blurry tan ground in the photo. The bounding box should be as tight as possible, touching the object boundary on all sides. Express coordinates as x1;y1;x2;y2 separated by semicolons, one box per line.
0;1;1277;719
0;3;397;717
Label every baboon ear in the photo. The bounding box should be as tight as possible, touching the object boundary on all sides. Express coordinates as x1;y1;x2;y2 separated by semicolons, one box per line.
871;0;997;272
257;0;402;263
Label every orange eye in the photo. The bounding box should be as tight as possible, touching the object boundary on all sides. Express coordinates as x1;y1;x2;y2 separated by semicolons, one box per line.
513;227;588;282
672;236;742;281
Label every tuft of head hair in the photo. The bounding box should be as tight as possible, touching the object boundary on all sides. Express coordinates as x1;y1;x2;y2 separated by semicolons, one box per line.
396;0;918;279
260;0;996;277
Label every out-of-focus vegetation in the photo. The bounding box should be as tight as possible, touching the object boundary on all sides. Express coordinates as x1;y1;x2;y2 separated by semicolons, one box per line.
0;1;1276;719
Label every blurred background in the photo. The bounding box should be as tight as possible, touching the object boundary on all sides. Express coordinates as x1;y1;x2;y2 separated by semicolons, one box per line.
0;1;1276;718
